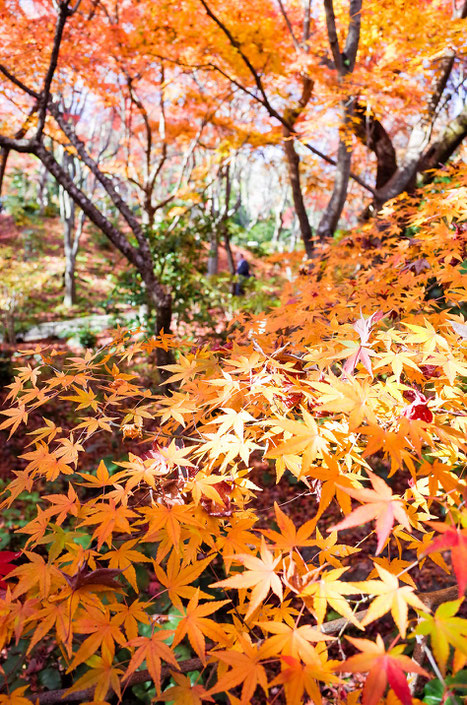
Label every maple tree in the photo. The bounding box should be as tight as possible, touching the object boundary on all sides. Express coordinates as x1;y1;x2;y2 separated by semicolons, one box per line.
0;0;467;703
0;162;465;703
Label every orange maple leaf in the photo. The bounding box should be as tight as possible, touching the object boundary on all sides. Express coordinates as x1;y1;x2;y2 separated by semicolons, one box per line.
210;635;269;704
330;470;411;554
211;538;283;619
172;589;230;663
125;631;177;694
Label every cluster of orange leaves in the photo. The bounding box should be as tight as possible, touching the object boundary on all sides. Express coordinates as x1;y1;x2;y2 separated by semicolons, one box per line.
0;165;467;704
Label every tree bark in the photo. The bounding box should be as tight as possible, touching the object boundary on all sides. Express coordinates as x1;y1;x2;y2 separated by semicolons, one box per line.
352;103;398;190
207;230;219;276
316;116;353;240
283;127;314;258
317;0;362;240
418;104;467;176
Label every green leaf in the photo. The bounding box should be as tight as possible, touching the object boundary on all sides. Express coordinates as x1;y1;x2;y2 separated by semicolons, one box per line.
423;678;444;705
39;668;62;690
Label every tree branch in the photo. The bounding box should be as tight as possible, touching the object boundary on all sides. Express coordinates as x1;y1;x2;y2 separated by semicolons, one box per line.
343;0;362;72
0;64;39;99
276;0;301;50
323;0;343;75
34;585;461;704
199;0;283;124
36;1;72;139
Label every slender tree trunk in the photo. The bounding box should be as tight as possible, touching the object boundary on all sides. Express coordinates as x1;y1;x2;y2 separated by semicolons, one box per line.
316;113;353;240
207;231;219;276
38;163;49;216
32;143;175;372
58;152;79;307
272;185;288;247
223;229;235;275
283;128;314;258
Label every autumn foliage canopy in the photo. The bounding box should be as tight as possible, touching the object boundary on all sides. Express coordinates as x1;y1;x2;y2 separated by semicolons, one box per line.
0;0;467;702
0;165;465;704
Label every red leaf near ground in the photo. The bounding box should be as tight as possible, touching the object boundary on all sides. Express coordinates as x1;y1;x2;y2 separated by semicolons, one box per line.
425;522;467;597
0;551;21;588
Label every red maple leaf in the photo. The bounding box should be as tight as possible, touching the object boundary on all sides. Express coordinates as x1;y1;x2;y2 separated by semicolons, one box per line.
336;635;429;705
0;551;21;589
425;522;467;597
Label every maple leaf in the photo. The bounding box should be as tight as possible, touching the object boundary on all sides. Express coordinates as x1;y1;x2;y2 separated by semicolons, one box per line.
125;631;177;694
26;417;62;446
101;539;151;591
266;409;330;473
10;551;64;599
353;564;428;637
69;605;127;669
43;484;80;526
140;503;203;549
256;621;334;660
413;599;467;675
210;635;269;704
112;599;151;641
271;653;341;705
311;528;360;568
78;460;115;489
80;500;137;549
26;598;74;656
0;404;28;438
211;538;283;620
336;635;430;705
260;502;316;552
0;551;21;589
160;672;214;704
330;470;411;554
0;686;33;705
61;563;123;593
60;385;99;410
172;589;230;663
300;567;363;628
153;553;215;610
65;652;123;701
424;521;467;597
21;442;74;481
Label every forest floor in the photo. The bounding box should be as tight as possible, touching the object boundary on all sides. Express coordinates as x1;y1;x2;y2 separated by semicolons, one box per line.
0;212;269;337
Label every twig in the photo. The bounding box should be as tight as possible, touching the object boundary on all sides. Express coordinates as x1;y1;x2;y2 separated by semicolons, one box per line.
37;657;203;704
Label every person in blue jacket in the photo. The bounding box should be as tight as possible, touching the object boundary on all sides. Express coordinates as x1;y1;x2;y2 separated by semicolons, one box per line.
234;252;252;296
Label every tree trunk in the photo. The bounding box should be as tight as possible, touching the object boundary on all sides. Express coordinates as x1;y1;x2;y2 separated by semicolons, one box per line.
283;128;314;258
223;228;235;275
63;246;77;308
207;231;219;276
142;268;175;377
316;134;352;241
32;143;176;376
352;103;397;190
58;152;78;307
38;163;49;216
